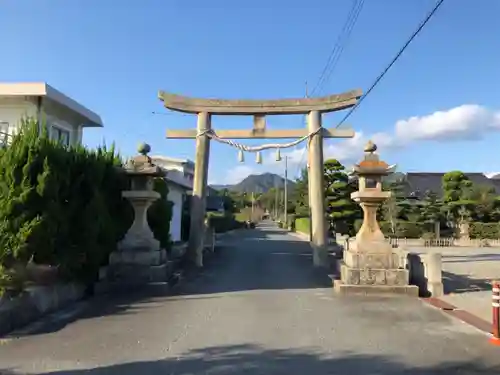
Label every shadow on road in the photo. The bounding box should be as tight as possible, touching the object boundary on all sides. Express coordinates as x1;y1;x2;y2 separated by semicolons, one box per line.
442;271;492;295
2;344;499;374
438;252;497;295
443;253;500;264
174;225;333;296
4;224;333;338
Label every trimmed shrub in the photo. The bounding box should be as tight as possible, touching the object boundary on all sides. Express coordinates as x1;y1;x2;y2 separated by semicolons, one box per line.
469;222;500;239
147;178;173;252
0;118;133;287
295;217;310;234
0;118;171;294
354;219;363;234
379;221;424;238
206;212;243;233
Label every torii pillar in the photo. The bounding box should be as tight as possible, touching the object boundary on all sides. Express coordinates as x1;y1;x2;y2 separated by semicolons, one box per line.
159;90;362;267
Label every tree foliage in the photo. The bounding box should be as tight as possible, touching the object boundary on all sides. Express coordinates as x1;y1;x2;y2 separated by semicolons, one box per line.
442;171;474;224
0;118;172;291
148;178;173;251
292;167;309;217
380;178;409;235
323;159;360;235
419;190;443;224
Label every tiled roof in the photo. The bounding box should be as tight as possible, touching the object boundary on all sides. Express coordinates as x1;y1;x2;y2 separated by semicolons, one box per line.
405;172;500;198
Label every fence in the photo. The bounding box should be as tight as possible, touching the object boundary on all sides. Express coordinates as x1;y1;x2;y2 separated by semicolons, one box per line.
342;236;500;248
386;237;500;248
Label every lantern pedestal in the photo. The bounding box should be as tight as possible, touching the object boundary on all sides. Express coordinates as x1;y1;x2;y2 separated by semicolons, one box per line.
334;141;418;296
96;144;173;294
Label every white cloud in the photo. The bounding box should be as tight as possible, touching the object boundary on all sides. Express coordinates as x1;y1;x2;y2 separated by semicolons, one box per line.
395;104;500;142
216;104;500;184
221;165;256;185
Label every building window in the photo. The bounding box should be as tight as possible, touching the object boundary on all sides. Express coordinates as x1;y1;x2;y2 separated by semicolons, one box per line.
0;121;8;133
0;122;9;146
51;126;70;146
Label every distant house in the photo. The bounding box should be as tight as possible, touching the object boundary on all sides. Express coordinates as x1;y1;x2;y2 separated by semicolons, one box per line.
206;186;225;212
150;156;194;243
0;82;103;146
206;195;225;213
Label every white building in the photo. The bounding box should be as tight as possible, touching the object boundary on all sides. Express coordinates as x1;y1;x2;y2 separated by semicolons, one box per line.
0;82;103;146
150;156;194;243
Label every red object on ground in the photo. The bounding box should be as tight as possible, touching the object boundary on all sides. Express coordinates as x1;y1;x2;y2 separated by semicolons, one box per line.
490;281;500;346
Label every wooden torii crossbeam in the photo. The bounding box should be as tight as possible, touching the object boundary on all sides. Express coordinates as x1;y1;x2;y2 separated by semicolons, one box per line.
159;89;362;268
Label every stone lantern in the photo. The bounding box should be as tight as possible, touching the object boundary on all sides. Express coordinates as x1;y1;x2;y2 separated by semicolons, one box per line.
97;143;170;292
334;141;418;296
118;143;165;253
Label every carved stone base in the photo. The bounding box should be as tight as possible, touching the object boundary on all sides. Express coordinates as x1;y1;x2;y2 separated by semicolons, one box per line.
333;280;419;296
117;234;161;253
334;246;418;296
343;249;400;269
339;263;410;286
104;263;171;283
98;248;170;294
109;249;167;266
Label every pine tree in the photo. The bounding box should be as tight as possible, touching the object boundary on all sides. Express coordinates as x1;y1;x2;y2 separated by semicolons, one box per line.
442;171;474;225
324;159;360;235
420;190;443;233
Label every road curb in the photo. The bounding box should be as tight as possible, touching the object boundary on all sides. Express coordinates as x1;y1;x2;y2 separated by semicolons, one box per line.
421;297;492;335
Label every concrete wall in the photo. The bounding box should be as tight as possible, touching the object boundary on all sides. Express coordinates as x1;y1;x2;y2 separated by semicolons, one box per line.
168;184;185;242
0;97;83;146
0;283;85;336
0;97;38;136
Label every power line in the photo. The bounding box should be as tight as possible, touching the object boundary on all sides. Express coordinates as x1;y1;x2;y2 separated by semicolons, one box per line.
336;0;446;128
295;0;365;178
294;84;311;179
151;111;188;117
310;0;365;96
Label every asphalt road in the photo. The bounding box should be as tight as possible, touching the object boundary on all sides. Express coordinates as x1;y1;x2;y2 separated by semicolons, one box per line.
2;221;500;374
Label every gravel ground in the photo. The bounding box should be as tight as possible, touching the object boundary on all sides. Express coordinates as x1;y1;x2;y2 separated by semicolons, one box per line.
1;221;500;374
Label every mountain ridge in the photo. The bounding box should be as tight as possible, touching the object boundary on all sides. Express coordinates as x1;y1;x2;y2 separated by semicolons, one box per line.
211;172;295;193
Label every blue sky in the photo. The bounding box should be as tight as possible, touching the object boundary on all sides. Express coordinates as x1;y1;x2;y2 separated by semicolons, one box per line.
1;0;499;184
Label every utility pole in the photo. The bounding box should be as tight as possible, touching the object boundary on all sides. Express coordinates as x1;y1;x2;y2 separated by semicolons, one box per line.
284;155;288;225
274;179;279;220
251;191;255;221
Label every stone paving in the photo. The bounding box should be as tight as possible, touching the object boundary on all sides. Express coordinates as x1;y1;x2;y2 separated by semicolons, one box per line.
1;222;500;374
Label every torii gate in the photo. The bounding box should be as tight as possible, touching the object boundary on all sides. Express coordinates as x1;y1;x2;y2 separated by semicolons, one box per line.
159;89;362;268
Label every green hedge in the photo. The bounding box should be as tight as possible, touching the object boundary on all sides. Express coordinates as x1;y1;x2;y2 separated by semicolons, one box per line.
147;178;173;252
469;223;500;239
0;118;130;290
379;221;426;238
354;219;363;234
295;217;310;234
206;212;244;233
0;118;174;296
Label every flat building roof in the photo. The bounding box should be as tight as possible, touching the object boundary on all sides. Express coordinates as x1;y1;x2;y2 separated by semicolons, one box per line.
0;82;103;127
